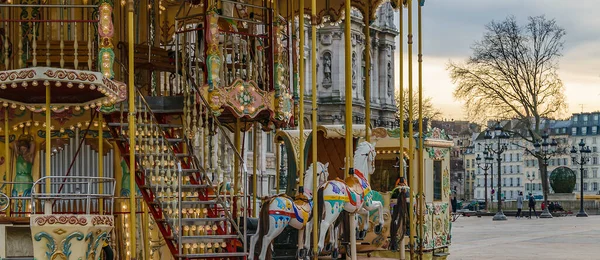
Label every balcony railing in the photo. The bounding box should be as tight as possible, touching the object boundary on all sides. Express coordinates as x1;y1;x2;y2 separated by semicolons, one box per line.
0;3;99;71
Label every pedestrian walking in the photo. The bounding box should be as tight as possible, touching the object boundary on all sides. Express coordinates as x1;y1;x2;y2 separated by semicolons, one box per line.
528;193;538;219
516;191;524;219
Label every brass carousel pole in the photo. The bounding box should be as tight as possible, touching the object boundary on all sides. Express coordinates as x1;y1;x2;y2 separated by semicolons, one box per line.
252;123;258;217
4;109;9;217
128;0;137;258
407;0;417;258
310;0;319;258
45;81;51;197
398;1;406;258
297;0;306;252
417;4;425;258
98;112;104;215
344;0;356;259
364;5;371;143
298;0;305;194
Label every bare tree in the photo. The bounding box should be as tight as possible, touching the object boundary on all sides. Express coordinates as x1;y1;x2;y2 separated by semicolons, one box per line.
396;88;442;121
448;15;567;217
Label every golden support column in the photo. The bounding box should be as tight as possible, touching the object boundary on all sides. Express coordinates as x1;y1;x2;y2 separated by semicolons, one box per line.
398;1;406;258
344;1;356;259
127;0;137;258
4;109;9;217
364;7;371;143
407;0;416;258
417;3;425;258
99;112;104;214
45;82;51;196
252;123;258;217
298;0;306;192
310;0;319;257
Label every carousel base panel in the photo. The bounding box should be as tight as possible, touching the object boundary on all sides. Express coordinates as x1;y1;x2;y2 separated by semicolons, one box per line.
0;224;34;259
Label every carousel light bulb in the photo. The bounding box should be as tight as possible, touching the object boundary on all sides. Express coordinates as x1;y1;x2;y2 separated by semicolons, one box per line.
94;122;98;127
43;80;50;87
75;106;81;111
1;102;6;107
34;122;39;126
83;105;89;110
19;106;25;111
0;84;5;89
70;126;75;130
12;127;17;131
42;123;46;127
25;122;31;126
90;103;96;108
29;107;35;111
21;82;28;87
67;82;73;88
96;102;102;107
77;122;82;127
10;103;16;109
19;124;24;128
89;84;96;90
10;82;17;88
60;128;65;133
51;107;58;111
41;107;46;111
85;122;90;126
55;81;61;87
32;81;38;87
78;83;84;89
50;126;54;130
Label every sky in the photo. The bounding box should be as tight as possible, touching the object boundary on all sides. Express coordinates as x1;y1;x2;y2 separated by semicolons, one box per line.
392;0;600;121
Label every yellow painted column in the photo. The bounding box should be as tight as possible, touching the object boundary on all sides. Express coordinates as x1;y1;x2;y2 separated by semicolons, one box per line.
276;139;280;194
98;112;104;215
252;123;258;217
417;4;425;258
310;0;319;257
127;0;137;258
344;1;356;260
398;0;404;179
4;109;9;217
45;80;51;195
298;0;305;192
364;7;371;143
407;0;416;258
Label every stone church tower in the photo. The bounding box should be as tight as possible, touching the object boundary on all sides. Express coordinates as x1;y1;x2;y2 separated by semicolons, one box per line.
303;2;399;128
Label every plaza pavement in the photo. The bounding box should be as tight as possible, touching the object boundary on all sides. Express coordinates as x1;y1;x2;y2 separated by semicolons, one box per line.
449;215;600;260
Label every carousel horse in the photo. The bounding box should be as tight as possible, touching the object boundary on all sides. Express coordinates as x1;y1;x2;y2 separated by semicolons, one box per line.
314;141;383;255
249;162;330;260
390;156;410;251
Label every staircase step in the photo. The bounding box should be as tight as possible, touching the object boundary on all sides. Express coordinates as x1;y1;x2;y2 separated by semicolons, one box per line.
158;217;228;223
141;183;211;190
108;122;183;128
180;234;240;241
117;137;184;143
176;252;247;258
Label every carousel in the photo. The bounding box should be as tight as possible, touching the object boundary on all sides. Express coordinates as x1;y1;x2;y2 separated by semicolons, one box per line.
0;0;450;260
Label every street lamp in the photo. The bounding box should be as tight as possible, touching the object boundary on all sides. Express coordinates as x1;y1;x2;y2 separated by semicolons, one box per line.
533;132;558;218
476;150;494;211
526;173;535;195
570;139;591;217
484;123;510;221
279;142;287;190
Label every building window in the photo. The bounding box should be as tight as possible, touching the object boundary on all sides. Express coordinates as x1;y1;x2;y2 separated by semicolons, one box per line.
516;154;520;162
572;127;577;135
583;115;588;122
538;183;542;190
593;169;598;178
584;183;588;191
516;165;520;173
517;177;521;186
510;178;513;186
584;170;588;179
573;116;578;122
433;160;442;200
510;190;514;199
595;115;599;121
594;182;598;191
593;127;598;135
582;127;587;135
593;157;598;164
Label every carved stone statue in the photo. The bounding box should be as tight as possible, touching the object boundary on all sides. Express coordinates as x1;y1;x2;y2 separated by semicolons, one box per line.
323;53;331;83
352;53;357;85
387;5;394;27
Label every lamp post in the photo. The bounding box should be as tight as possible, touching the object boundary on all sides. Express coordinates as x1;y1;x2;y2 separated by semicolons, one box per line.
533;132;558;218
527;173;535;195
484;123;509;221
476;150;493;211
279;142;287;190
571;139;591;217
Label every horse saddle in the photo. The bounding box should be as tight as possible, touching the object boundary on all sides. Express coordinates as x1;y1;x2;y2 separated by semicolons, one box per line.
344;175;365;196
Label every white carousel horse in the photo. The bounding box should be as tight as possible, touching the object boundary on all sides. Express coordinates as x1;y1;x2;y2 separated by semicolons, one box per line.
314;141;383;255
248;162;330;260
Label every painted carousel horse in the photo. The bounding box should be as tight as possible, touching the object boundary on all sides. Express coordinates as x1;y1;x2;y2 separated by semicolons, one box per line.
390;156;411;251
249;162;330;260
315;141;383;255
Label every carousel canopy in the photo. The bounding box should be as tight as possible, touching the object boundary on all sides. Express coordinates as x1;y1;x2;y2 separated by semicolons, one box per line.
0;67;126;111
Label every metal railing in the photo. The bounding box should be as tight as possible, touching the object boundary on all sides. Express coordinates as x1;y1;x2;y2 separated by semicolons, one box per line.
30;176;115;215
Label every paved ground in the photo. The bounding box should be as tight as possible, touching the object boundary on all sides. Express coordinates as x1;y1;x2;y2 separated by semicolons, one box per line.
449;215;600;260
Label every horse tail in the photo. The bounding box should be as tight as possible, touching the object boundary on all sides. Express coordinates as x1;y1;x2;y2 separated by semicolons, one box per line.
399;190;409;240
255;196;272;260
339;210;350;252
